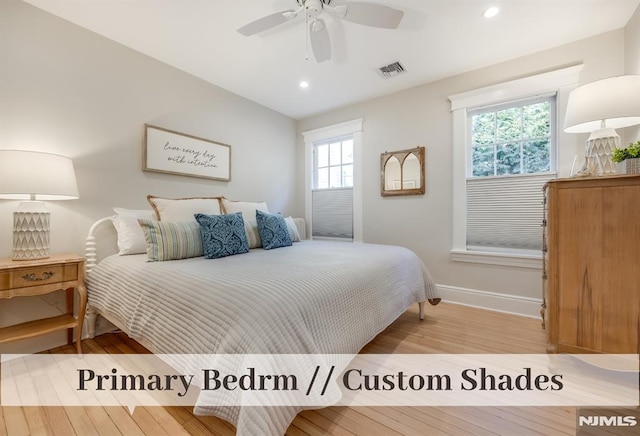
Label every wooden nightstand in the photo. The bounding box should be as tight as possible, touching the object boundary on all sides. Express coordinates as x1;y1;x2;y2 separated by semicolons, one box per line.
0;254;87;354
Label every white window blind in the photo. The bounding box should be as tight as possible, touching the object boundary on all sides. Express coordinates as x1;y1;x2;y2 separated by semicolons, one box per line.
466;173;553;252
312;188;353;239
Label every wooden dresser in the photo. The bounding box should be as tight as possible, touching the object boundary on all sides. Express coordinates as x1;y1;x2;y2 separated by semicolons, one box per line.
543;174;640;354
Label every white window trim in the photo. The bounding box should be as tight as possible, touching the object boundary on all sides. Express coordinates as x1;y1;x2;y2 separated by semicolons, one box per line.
302;119;363;242
448;65;583;268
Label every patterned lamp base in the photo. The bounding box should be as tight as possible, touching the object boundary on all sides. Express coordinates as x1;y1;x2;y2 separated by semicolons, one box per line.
12;201;50;260
585;127;619;176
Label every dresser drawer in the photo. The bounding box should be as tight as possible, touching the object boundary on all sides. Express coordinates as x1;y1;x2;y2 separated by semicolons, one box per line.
0;253;86;354
0;263;78;291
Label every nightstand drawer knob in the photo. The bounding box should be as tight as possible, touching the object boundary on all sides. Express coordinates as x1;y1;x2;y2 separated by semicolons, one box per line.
22;271;55;282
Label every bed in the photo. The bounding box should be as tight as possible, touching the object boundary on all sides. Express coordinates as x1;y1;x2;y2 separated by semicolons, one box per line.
84;214;440;435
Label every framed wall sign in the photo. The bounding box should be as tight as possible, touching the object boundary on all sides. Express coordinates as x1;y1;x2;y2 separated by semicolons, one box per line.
143;124;231;181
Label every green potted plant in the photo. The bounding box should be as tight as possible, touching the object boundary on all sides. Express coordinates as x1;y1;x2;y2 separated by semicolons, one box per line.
612;140;640;174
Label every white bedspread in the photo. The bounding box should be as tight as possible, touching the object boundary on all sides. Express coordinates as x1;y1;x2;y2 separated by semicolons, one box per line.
87;240;439;435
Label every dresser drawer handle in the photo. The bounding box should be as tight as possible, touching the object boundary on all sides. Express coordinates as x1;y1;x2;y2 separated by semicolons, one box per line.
22;271;55;282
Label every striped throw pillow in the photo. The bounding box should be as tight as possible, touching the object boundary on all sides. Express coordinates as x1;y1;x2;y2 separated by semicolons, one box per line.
138;219;204;261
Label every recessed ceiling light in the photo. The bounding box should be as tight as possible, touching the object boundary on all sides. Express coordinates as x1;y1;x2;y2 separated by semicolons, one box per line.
482;6;500;18
299;80;309;89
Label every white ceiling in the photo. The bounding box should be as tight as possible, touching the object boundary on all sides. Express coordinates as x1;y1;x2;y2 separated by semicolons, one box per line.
22;0;640;120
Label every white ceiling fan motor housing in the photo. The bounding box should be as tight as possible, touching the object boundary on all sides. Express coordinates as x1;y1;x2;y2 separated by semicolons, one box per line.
304;0;323;19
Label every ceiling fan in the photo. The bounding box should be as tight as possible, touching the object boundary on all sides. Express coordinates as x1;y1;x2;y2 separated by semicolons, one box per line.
236;0;404;63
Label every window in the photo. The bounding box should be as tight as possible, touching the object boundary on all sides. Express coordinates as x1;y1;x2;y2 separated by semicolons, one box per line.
314;137;354;189
469;97;555;177
448;65;582;267
302;119;363;242
311;136;354;239
465;97;556;254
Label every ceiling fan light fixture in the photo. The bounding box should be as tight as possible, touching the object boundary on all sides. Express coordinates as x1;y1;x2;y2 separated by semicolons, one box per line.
238;0;406;62
305;0;323;18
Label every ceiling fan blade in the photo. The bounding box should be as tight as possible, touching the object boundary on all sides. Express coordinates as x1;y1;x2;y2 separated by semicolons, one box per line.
336;2;404;29
237;10;296;36
310;18;331;63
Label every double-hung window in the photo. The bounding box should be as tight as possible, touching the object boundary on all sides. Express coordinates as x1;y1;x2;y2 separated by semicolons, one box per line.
311;136;354;239
466;96;556;254
302;119;363;242
449;65;582;267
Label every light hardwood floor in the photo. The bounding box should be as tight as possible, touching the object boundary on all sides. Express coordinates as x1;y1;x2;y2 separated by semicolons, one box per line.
0;303;576;435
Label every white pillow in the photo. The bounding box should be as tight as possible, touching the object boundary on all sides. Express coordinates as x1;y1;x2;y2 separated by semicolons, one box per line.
285;216;301;242
222;199;270;247
147;196;222;222
111;208;155;255
221;198;269;216
243;219;262;249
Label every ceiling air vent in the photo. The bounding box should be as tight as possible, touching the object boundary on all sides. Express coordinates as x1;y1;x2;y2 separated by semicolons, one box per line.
377;61;406;79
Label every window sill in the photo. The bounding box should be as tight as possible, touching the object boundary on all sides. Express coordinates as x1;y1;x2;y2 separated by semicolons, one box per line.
450;249;542;269
312;236;353;242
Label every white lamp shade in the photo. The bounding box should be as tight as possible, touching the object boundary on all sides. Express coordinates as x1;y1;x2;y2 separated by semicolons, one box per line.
564;75;640;133
0;150;79;200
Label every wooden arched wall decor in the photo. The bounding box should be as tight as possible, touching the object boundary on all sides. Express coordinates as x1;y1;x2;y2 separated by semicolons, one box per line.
380;146;425;197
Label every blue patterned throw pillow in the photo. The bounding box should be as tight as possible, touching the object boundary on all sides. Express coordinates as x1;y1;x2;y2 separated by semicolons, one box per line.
256;210;292;250
195;212;250;259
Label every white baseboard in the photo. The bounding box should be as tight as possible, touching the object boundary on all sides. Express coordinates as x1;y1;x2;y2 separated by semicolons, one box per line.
437;284;543;319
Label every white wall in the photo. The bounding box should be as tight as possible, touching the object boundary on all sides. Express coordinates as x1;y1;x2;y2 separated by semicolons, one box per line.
0;0;298;352
626;6;640;74
625;5;640;142
296;30;626;315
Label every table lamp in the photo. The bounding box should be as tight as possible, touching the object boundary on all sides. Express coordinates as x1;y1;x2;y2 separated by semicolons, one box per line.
564;75;640;176
0;150;79;260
